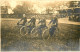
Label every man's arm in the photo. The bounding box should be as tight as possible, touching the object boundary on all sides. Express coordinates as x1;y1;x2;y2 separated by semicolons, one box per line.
28;19;32;23
17;18;23;25
38;20;42;24
48;20;53;25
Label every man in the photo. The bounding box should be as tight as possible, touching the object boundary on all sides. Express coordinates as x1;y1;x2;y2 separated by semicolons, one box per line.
27;16;36;34
28;16;36;27
38;17;46;28
17;14;27;26
38;17;47;35
49;15;58;37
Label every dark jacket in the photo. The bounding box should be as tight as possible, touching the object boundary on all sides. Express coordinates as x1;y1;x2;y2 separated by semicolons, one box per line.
49;17;58;27
18;17;27;26
28;18;36;27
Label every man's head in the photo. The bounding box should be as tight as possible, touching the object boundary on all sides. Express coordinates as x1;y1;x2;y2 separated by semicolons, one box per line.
51;14;57;19
42;16;45;20
35;15;37;18
31;16;35;19
23;14;26;17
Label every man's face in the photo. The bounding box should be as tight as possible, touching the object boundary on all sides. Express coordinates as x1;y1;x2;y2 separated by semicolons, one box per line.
23;14;26;17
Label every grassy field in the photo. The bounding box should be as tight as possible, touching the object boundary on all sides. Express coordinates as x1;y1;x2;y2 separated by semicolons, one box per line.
1;18;80;51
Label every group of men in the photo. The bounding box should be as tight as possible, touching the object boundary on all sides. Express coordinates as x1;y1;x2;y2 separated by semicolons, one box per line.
17;14;58;37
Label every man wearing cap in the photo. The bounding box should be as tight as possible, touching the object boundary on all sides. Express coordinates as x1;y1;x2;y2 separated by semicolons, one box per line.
48;15;58;37
17;14;27;26
27;16;36;34
38;17;47;35
38;18;46;28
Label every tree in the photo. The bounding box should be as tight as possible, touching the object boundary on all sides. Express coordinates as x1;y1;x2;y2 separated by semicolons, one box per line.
13;1;34;14
13;5;24;14
69;1;80;22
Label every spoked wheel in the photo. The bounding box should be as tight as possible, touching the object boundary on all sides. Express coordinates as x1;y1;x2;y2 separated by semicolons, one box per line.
14;25;23;33
42;28;50;41
31;27;37;35
31;27;40;38
31;27;37;38
20;26;28;36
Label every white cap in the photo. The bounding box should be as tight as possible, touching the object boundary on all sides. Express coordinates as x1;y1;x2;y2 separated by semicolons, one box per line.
23;14;26;17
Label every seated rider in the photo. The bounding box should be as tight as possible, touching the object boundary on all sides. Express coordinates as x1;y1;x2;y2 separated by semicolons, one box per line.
27;16;36;34
38;17;47;35
38;17;46;29
17;14;27;26
48;15;58;37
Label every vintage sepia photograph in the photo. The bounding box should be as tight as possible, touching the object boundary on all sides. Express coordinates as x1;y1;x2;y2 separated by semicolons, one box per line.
0;0;80;51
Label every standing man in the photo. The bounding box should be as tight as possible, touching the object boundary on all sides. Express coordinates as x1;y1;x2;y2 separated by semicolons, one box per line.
17;14;27;26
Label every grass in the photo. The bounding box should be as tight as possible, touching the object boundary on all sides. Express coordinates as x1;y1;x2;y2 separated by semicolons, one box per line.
1;18;80;51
